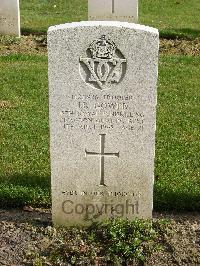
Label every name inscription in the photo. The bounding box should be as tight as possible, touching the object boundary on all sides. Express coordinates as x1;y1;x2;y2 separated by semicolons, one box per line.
60;93;144;132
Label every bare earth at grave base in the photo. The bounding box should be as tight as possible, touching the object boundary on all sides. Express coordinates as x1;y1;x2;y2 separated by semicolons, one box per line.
0;35;200;56
0;208;199;265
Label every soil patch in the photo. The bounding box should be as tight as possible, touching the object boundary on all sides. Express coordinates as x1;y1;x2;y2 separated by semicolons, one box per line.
0;208;199;265
0;101;14;108
0;35;47;56
0;35;200;56
160;38;200;56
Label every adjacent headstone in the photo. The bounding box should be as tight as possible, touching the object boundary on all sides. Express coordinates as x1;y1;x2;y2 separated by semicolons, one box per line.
88;0;138;23
48;21;159;226
0;0;20;37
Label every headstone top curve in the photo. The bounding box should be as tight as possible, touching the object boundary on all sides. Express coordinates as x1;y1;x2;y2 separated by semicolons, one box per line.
48;21;159;35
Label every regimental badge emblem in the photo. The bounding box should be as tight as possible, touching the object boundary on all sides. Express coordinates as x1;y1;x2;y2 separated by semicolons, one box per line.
79;35;127;90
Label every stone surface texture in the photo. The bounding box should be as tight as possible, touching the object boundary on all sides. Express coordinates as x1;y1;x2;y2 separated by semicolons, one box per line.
48;21;159;226
0;0;20;37
88;0;138;23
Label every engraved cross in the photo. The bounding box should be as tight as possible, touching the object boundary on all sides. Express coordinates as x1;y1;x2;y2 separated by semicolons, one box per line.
85;134;119;186
112;0;115;13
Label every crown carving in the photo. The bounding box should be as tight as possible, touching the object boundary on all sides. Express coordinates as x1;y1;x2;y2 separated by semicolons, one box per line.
89;35;116;59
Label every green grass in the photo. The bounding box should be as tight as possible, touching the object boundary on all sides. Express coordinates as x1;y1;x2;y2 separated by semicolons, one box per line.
140;0;200;39
20;0;87;34
155;55;200;211
0;54;50;207
0;54;199;210
19;0;200;38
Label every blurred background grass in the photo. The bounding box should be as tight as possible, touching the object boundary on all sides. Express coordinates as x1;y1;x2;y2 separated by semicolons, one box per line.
20;0;200;38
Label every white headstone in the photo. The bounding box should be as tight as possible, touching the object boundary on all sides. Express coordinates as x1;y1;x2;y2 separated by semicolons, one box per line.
0;0;20;37
48;21;159;226
88;0;138;23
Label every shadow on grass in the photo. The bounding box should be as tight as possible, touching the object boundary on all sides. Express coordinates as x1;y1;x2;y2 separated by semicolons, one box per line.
154;186;200;212
21;27;47;36
160;28;200;39
0;173;50;189
21;27;200;40
0;174;199;212
0;174;51;208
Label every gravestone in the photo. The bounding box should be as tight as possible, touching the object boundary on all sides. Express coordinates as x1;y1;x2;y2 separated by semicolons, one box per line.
0;0;20;37
88;0;138;23
48;21;159;226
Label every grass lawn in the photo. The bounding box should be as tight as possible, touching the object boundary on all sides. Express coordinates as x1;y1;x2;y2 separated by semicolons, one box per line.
19;0;200;38
155;55;200;211
140;0;200;39
0;54;199;210
20;0;88;34
0;55;50;207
